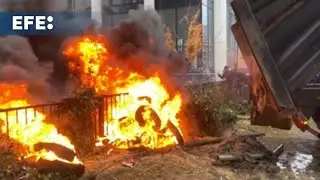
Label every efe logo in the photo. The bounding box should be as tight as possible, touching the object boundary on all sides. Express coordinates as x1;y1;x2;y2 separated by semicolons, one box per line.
12;15;54;30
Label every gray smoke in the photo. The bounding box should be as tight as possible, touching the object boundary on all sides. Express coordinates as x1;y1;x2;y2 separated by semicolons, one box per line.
0;0;95;103
106;9;186;75
0;36;54;102
0;1;186;102
0;0;66;12
127;9;169;56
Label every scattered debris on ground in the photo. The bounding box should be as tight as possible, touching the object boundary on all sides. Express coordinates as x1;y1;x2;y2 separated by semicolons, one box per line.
210;132;284;164
1;125;319;180
81;119;320;180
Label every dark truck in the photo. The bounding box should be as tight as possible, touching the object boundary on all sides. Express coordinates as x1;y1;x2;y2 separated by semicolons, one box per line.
231;0;320;137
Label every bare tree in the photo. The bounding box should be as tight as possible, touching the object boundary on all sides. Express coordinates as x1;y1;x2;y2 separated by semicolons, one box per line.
184;9;203;63
165;26;176;52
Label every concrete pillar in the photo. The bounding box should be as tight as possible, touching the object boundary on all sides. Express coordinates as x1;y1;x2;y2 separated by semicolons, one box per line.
202;0;215;73
144;0;155;10
214;0;228;80
91;0;102;25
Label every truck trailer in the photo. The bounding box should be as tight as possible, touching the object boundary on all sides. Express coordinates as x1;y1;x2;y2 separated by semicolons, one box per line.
231;0;320;137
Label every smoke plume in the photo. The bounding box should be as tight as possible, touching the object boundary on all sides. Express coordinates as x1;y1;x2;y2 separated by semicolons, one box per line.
128;9;169;56
106;9;187;76
0;36;54;102
0;0;186;102
0;0;95;102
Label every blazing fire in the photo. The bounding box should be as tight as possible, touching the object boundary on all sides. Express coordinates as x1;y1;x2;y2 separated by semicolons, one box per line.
63;35;184;149
0;83;82;164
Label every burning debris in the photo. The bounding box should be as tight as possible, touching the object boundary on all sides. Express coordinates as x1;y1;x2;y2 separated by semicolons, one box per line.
59;9;189;150
0;83;84;175
63;33;186;150
0;36;55;102
0;25;87;177
0;8;190;178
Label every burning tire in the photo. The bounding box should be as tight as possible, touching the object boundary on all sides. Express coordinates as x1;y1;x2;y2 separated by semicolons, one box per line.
135;105;184;145
166;120;185;146
135;105;161;131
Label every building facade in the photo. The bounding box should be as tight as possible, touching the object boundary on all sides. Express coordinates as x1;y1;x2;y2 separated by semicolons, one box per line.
67;0;239;75
102;0;144;26
0;0;240;77
155;0;201;65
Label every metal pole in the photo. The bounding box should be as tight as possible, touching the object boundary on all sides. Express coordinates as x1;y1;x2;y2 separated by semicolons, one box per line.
214;0;228;81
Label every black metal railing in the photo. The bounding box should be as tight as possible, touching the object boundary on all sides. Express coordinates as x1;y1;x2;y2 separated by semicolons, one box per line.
0;93;129;140
0;103;61;137
95;93;129;138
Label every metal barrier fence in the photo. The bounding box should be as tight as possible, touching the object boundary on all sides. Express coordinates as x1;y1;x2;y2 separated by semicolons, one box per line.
0;93;129;140
0;83;249;141
0;102;61;137
95;93;129;138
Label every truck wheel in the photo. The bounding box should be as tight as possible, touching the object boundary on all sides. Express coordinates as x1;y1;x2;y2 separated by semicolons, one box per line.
312;109;320;129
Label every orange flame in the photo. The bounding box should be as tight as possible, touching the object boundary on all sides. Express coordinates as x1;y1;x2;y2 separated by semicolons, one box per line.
64;35;184;149
0;84;82;164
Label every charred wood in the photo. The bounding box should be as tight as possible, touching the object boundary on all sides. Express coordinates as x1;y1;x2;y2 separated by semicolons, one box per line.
184;137;224;148
167;120;185;146
218;153;264;162
27;158;85;176
184;133;265;149
34;142;76;162
218;154;242;161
